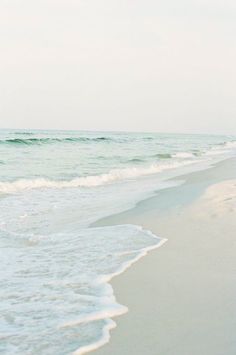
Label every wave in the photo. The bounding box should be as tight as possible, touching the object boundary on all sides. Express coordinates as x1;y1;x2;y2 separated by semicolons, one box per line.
205;140;236;156
73;228;166;355
143;136;154;140
0;137;112;145
154;153;172;159
224;140;236;148
154;152;198;159
127;158;145;163
13;131;34;135
0;224;165;354
127;153;173;162
191;149;202;156
173;152;195;159
0;160;197;194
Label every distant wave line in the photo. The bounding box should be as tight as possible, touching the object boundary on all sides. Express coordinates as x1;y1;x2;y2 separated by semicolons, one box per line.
0;137;113;145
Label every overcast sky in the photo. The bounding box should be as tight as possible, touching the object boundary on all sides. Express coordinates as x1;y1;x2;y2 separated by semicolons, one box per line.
1;0;236;134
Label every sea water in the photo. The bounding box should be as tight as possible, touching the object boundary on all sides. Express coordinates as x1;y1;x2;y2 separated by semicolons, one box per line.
0;130;235;354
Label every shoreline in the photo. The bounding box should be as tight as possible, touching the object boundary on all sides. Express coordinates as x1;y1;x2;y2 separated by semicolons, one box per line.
93;157;236;355
74;230;167;355
93;157;236;229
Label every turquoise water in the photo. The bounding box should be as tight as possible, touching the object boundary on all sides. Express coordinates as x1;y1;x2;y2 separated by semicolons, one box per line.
0;130;235;354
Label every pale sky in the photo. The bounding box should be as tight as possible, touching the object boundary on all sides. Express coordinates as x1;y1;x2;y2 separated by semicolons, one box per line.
1;0;236;134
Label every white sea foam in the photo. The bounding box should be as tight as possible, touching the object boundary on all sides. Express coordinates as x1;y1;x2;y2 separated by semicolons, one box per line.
0;160;196;194
206;148;229;156
73;319;116;355
0;224;166;355
70;226;167;355
173;152;195;159
206;140;236;157
225;140;236;148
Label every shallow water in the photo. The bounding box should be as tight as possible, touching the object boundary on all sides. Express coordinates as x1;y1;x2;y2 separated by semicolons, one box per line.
0;129;235;354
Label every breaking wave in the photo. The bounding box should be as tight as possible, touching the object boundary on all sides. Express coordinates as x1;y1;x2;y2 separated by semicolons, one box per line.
0;160;196;194
173;152;195;159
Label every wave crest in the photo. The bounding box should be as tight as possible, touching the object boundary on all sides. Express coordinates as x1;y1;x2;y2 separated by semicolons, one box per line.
0;137;112;145
0;160;196;194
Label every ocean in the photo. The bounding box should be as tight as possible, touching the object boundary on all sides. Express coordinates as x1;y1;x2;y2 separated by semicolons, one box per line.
0;129;235;354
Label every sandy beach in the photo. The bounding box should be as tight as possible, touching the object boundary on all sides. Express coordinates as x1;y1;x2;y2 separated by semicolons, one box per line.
2;0;236;352
94;158;236;355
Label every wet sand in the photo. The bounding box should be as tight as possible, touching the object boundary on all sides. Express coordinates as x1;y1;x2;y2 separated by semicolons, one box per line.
94;158;236;355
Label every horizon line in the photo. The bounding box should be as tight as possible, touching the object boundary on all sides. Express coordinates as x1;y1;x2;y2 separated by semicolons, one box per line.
0;127;234;137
